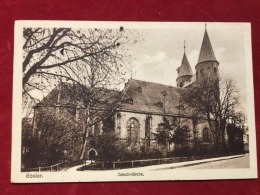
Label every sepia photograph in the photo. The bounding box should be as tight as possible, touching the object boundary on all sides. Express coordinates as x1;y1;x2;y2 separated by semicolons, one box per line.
12;21;257;183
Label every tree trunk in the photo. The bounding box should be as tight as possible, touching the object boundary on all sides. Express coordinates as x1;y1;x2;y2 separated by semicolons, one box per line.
206;114;215;145
220;119;227;153
79;104;91;159
215;120;220;152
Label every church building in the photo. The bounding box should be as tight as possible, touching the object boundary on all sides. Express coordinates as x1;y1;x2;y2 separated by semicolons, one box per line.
32;26;220;158
113;26;219;149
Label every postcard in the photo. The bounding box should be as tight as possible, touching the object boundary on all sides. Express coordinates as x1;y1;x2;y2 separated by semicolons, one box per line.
12;21;257;183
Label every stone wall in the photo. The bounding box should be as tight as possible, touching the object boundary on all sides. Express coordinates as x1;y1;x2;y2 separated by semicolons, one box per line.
116;110;212;148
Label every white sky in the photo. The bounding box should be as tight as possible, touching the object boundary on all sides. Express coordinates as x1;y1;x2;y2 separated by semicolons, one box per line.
24;22;251;112
125;23;248;94
118;22;252;112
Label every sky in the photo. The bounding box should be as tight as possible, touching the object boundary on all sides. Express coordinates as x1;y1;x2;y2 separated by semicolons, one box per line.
118;22;251;111
124;23;248;92
22;22;252;116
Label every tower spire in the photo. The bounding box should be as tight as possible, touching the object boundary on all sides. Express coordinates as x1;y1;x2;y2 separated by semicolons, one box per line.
195;24;219;81
176;42;193;79
197;24;218;65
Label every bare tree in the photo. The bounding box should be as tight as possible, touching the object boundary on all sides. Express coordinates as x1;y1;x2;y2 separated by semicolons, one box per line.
22;27;140;114
182;74;240;152
22;27;141;161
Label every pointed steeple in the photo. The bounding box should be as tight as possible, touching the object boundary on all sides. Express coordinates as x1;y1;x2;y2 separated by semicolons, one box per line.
177;41;193;78
197;25;218;65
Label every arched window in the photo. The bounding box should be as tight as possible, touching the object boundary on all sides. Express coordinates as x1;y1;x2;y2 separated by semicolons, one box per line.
180;82;183;87
182;126;190;138
193;131;198;140
203;128;210;142
127;98;133;104
93;117;102;136
136;86;142;92
156;101;163;108
88;149;97;160
214;67;217;74
116;113;121;132
126;117;140;145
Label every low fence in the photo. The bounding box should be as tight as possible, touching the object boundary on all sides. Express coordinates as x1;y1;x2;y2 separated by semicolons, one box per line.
24;161;69;172
89;153;228;170
23;159;87;172
24;153;229;171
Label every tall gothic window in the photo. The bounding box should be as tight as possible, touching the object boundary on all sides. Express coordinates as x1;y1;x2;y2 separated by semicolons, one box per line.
93;117;102;136
203;128;210;142
181;126;189;146
116;113;121;132
193;131;198;140
126;117;140;145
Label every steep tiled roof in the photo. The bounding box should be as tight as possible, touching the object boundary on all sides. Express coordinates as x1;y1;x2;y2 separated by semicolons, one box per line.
177;53;193;78
197;29;218;65
38;82;121;108
38;80;192;116
121;79;190;115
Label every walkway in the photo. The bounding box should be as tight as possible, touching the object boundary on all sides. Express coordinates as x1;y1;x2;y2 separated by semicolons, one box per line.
66;160;92;172
65;154;248;172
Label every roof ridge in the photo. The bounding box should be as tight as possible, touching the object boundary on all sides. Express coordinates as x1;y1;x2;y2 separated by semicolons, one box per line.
129;78;180;90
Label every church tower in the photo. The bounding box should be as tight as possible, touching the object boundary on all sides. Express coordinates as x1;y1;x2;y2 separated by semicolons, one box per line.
176;41;193;88
195;24;219;81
